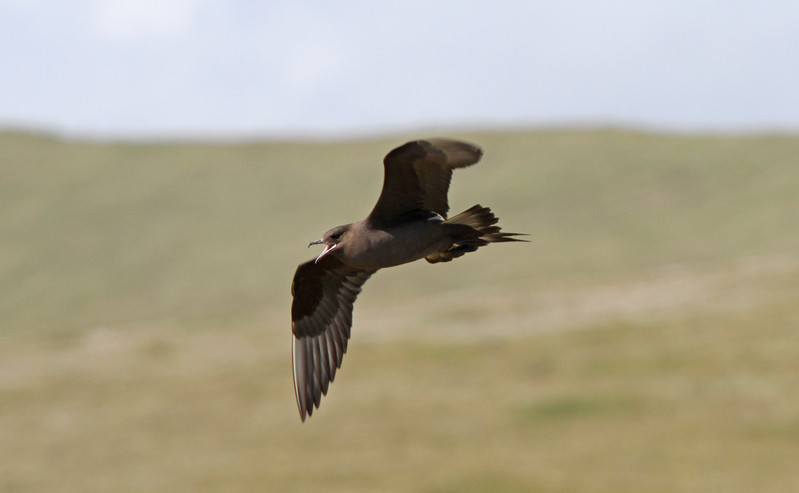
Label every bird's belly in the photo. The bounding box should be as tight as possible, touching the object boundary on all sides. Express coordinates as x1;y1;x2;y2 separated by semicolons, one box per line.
346;222;447;269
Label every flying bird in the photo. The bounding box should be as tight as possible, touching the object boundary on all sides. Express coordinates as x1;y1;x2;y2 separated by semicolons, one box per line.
291;139;526;421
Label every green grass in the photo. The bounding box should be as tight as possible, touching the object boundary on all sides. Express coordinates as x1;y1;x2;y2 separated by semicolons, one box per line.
1;128;799;492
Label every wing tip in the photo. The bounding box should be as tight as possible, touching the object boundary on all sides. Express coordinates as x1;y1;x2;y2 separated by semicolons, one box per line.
292;334;310;422
424;138;482;168
384;138;482;169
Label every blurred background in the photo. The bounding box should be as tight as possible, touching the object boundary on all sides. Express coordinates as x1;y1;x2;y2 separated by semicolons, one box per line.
2;1;799;492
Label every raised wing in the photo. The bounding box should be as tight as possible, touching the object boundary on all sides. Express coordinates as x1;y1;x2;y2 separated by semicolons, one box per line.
291;255;376;421
367;139;482;225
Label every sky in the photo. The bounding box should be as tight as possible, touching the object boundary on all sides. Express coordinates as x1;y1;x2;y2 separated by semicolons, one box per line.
1;0;798;139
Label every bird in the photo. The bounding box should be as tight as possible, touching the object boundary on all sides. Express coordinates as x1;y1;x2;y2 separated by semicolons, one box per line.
291;138;526;421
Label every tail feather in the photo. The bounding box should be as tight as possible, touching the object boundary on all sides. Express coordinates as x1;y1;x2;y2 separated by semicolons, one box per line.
425;205;527;263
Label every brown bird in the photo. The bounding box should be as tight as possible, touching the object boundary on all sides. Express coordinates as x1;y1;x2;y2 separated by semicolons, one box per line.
291;138;526;421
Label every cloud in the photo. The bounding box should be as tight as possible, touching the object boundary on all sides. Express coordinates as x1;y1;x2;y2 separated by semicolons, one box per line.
2;1;799;137
90;0;201;42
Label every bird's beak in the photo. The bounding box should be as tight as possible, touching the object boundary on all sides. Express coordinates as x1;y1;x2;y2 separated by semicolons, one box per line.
308;238;336;263
314;243;336;263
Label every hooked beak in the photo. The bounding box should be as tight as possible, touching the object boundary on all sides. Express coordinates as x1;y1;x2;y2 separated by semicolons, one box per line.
308;238;336;263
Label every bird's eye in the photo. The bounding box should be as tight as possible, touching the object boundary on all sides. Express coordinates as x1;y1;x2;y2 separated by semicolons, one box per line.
331;232;342;240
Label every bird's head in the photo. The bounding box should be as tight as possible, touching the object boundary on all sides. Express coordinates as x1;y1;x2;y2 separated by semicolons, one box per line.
308;224;351;263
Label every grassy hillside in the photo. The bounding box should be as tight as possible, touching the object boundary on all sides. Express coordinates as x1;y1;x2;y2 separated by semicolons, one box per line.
1;129;798;492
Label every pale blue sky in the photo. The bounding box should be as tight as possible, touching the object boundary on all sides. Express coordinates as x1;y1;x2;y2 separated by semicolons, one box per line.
2;0;798;138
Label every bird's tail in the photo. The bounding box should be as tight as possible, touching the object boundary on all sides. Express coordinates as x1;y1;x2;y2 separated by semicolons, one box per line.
425;204;527;263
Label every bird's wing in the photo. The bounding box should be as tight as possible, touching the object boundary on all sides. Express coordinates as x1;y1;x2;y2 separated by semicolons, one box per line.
367;139;482;225
291;255;376;421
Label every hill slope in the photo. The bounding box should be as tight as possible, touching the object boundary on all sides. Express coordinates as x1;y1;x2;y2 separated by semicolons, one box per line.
1;129;798;492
